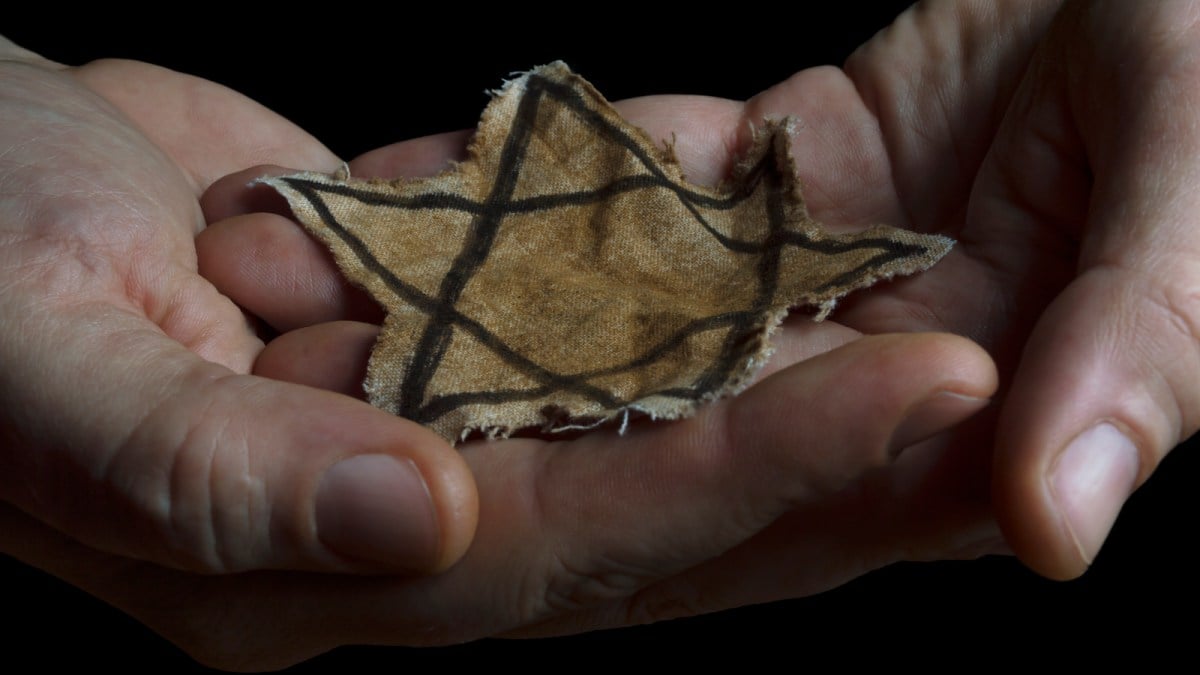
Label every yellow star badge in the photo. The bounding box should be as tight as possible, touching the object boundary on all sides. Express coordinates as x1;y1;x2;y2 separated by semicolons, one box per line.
265;62;952;442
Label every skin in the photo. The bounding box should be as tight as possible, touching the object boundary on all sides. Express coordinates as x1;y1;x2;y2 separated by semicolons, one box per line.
2;0;1198;668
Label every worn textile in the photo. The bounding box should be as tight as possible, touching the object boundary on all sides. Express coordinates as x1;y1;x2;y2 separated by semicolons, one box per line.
264;62;953;442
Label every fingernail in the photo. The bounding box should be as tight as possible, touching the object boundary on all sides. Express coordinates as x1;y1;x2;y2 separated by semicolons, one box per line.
316;455;439;570
1050;423;1139;566
889;391;989;456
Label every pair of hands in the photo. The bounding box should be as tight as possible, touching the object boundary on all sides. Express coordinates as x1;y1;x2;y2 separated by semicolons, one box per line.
4;0;1198;668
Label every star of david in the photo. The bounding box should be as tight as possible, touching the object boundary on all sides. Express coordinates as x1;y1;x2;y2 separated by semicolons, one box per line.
265;62;952;442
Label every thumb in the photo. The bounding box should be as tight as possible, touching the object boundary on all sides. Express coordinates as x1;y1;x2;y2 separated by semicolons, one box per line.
988;4;1200;579
0;307;478;575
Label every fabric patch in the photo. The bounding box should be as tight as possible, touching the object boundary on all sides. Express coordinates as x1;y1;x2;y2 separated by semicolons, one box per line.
264;62;953;443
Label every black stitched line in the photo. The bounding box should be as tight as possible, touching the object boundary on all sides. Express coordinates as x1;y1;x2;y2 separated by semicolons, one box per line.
674;144;789;397
279;181;487;213
814;244;927;291
415;310;751;422
399;83;546;419
279;179;621;410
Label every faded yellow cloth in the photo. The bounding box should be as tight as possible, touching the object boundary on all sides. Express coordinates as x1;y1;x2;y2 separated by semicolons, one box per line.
265;62;952;442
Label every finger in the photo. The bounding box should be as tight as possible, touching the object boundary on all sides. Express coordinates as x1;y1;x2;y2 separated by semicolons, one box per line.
603;410;1007;634
504;335;999;637
0;306;477;576
249;310;857;409
0;332;996;669
517;429;1007;638
346;89;885;222
253;320;378;398
196;210;383;330
202;134;472;226
988;4;1200;578
198;164;298;224
398;332;996;637
245;310;858;425
349;129;472;178
250;318;996;625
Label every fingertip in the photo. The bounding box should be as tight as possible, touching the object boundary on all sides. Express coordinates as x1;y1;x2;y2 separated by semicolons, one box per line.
349;130;472;179
314;454;442;571
829;331;999;400
728;332;996;490
295;395;478;574
856;333;998;453
313;439;479;574
889;390;991;456
253;321;378;398
199;164;299;223
196;212;383;331
901;331;1000;399
412;436;480;572
997;418;1142;581
990;275;1189;579
734;332;996;434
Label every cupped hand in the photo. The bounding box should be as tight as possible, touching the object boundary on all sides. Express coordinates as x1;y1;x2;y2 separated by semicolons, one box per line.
835;0;1200;579
603;0;1200;583
0;39;480;587
600;0;1199;581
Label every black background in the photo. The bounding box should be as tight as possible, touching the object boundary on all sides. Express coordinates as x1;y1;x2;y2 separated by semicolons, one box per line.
4;5;1195;670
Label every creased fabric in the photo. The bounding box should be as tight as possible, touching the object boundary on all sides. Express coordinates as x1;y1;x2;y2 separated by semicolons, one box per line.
264;62;953;442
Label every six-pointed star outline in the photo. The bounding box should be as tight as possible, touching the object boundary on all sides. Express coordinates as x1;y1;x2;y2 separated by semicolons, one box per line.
265;62;952;441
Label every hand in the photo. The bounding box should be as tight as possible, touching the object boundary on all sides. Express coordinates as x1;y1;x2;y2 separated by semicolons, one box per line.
835;0;1200;579
569;0;1196;580
604;0;1200;582
0;33;481;634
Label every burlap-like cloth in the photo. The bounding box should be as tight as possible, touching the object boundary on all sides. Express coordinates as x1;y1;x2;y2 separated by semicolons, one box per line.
265;62;952;442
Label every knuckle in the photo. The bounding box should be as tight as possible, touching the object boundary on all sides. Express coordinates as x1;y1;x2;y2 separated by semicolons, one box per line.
538;549;656;617
116;371;267;574
1142;281;1200;431
1149;282;1200;348
623;576;715;626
